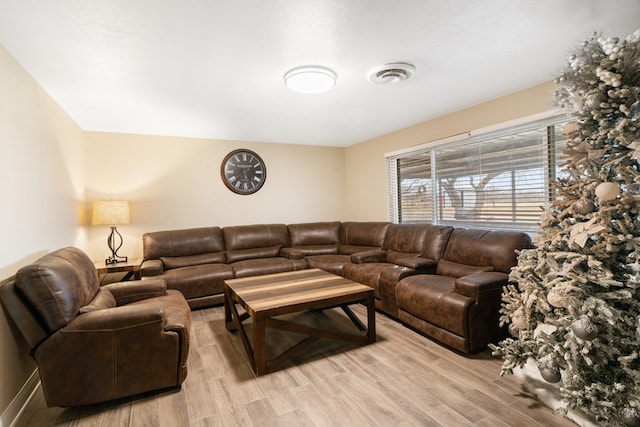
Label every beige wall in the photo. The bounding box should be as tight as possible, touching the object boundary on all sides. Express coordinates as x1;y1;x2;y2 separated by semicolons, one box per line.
344;81;557;220
83;132;346;261
0;45;85;415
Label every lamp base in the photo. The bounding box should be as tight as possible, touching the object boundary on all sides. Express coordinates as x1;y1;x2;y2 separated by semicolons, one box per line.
106;226;127;265
105;255;128;265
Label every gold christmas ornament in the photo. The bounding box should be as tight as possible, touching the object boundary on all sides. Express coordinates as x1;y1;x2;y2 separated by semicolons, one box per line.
572;316;598;341
620;406;640;427
540;366;562;383
573;198;597;215
595;182;620;201
584;92;606;111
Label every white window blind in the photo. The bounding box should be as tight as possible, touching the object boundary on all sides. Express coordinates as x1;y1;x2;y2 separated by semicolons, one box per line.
395;151;433;223
386;113;568;232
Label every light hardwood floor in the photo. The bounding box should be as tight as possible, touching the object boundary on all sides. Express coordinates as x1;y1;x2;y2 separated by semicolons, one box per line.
16;304;576;426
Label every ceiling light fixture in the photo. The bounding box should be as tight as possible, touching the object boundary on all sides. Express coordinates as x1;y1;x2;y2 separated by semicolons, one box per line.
284;66;337;94
368;62;415;84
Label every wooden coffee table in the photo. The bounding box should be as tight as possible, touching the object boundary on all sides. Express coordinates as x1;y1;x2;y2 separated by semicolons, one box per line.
224;269;376;375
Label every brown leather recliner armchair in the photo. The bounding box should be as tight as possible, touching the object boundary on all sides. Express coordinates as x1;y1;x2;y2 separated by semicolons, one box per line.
0;247;191;407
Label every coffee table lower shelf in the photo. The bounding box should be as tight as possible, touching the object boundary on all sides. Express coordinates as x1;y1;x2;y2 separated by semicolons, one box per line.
224;269;376;376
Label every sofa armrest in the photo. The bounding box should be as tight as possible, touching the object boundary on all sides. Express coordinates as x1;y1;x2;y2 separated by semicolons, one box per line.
454;271;509;300
162;291;192;351
280;247;305;260
140;259;163;277
394;256;436;270
350;249;386;264
68;303;166;331
102;279;167;306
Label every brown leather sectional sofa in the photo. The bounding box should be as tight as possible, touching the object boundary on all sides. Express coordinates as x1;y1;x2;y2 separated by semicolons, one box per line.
141;221;531;353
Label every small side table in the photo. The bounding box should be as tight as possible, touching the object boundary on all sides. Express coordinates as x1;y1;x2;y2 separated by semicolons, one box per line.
94;258;142;284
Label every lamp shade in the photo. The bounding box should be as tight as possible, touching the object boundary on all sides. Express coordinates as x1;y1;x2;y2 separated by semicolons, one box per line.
92;200;131;226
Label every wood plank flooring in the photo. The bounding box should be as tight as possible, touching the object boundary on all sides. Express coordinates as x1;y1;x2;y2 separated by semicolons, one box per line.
15;304;576;426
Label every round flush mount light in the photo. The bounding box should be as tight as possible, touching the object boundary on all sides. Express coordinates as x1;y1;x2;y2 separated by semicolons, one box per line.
368;62;415;84
284;66;337;94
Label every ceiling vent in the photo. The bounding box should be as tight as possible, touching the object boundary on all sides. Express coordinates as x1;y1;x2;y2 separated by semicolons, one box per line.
368;62;415;84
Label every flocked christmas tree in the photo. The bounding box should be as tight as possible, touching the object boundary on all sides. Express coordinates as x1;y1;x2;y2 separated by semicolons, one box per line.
491;30;640;426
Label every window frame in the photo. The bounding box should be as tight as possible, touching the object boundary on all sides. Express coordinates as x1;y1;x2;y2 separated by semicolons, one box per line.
385;110;568;232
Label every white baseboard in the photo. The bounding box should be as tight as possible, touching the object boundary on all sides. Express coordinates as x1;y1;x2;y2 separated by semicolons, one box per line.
0;369;40;427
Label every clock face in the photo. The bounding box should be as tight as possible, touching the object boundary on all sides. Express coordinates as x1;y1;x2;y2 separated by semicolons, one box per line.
220;149;267;194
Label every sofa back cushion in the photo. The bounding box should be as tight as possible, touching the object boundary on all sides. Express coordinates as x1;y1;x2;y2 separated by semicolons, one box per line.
436;259;493;278
160;252;226;270
421;225;454;262
382;224;427;256
382;224;452;259
339;222;390;255
14;247;99;332
224;224;290;263
441;228;532;273
143;227;225;260
287;221;341;255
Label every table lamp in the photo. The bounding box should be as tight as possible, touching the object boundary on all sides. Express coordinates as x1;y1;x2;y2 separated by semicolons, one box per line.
92;200;131;264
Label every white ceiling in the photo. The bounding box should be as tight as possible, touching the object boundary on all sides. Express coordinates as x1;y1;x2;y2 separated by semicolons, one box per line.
1;1;639;147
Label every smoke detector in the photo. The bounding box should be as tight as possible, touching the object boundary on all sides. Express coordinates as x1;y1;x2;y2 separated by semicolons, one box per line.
368;62;415;84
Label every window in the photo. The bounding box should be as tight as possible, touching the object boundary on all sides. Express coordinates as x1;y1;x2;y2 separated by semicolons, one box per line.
386;112;567;232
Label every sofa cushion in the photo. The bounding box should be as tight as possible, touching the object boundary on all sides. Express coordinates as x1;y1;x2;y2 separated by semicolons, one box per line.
386;249;417;264
421;225;454;262
436;259;493;278
305;254;352;275
339;222;389;254
79;288;116;314
289;244;339;256
226;245;282;263
160;252;226;270
223;224;290;263
287;221;340;254
288;221;341;246
339;244;384;255
279;247;305;259
15;247;100;332
155;264;235;299
441;228;531;273
231;258;308;278
143;227;225;260
382;224;428;254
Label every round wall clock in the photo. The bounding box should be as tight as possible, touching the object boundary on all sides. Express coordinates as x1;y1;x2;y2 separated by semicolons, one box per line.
220;149;267;195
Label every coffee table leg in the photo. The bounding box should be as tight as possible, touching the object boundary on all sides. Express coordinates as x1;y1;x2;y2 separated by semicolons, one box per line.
253;317;267;375
367;293;376;343
224;286;235;331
